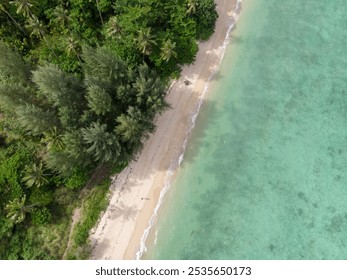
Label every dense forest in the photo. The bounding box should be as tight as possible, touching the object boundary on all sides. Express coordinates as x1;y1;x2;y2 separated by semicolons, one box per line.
0;0;217;259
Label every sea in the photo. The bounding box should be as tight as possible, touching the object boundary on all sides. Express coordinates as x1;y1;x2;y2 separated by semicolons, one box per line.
143;0;347;259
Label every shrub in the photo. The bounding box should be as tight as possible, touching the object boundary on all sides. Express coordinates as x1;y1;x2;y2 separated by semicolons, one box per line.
65;168;88;190
31;207;52;226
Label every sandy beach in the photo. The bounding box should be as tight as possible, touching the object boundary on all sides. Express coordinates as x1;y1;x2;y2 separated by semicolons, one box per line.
90;0;240;260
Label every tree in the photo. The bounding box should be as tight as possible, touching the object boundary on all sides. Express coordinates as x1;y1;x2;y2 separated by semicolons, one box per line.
44;150;76;175
41;127;64;151
82;46;127;91
115;114;141;143
105;16;122;39
160;39;177;62
193;0;218;40
134;28;157;56
62;130;91;168
25;15;44;39
32;63;83;107
65;36;82;62
52;5;70;29
133;64;168;116
0;83;32;114
10;0;35;18
0;2;25;33
86;84;112;115
25;15;59;58
16;104;58;135
95;0;104;26
22;162;49;188
0;42;30;83
5;195;36;224
82;122;121;163
32;63;86;128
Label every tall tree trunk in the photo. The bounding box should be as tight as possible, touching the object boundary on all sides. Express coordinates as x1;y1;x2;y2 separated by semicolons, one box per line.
1;7;26;33
96;0;104;26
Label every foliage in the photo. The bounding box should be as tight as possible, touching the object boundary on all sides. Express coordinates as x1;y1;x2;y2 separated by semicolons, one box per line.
72;180;110;247
22;162;49;188
65;168;88;190
0;0;218;259
5;195;36;224
31;207;51;225
193;0;218;40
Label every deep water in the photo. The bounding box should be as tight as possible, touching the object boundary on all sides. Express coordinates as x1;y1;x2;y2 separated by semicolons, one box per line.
144;0;347;259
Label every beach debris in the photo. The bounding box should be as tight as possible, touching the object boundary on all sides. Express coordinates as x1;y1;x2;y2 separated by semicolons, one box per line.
184;79;191;86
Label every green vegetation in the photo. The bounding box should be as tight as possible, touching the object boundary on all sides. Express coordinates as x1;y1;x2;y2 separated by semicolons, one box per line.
0;0;217;259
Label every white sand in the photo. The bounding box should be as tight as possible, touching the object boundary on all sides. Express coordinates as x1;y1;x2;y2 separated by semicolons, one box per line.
90;0;240;260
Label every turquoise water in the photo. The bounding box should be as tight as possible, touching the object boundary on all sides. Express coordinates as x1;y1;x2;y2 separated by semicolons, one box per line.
144;0;347;259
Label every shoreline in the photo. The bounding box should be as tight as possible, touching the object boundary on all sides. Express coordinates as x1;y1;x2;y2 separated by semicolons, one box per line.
90;0;241;260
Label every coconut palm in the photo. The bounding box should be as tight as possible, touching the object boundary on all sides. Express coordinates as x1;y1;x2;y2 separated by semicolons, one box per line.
65;36;82;62
22;162;49;188
105;16;122;39
25;15;59;57
41;126;64;151
134;28;157;56
10;0;35;18
25;15;44;38
52;5;70;28
160;39;177;62
82;122;121;163
5;195;36;224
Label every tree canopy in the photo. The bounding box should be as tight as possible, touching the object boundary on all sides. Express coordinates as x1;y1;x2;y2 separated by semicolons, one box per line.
0;0;218;259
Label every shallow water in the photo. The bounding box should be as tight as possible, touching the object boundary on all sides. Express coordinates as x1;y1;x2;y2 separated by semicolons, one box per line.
144;0;347;259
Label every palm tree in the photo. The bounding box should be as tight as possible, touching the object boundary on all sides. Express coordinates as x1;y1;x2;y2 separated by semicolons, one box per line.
0;2;25;33
22;162;49;188
186;0;197;14
105;16;122;39
52;5;70;29
5;195;37;224
65;36;82;62
134;28;157;56
160;39;177;62
25;15;44;39
25;15;58;57
82;122;121;163
41;126;64;151
10;0;35;18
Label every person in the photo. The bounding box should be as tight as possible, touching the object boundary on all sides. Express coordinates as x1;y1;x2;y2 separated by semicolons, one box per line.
184;79;191;86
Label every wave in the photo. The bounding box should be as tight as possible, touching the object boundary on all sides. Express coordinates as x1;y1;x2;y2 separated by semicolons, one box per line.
135;0;243;260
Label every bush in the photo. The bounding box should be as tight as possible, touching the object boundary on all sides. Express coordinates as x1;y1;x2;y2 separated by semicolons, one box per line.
29;188;54;206
65;168;88;190
72;180;110;246
31;207;52;226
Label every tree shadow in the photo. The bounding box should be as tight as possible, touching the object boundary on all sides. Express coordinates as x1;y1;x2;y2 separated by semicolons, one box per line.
110;202;138;221
109;202;138;221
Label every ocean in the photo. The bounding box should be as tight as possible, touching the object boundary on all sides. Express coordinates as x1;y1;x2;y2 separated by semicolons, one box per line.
143;0;347;259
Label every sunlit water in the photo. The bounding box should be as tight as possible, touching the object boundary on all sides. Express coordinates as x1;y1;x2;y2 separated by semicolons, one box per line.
144;0;347;259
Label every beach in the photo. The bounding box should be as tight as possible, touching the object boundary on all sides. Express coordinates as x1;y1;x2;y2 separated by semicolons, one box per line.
90;0;241;260
142;0;347;260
